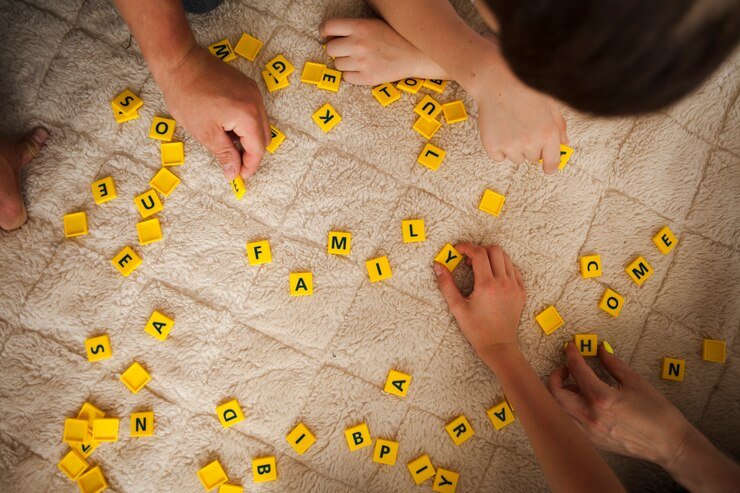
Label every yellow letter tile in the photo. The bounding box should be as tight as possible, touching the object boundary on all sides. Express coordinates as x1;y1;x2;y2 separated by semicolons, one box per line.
417;143;446;171
149;168;181;197
261;69;290;92
85;334;112;362
148;116;176;141
266;124;286;154
366;256;392;283
144;310;174;341
230;175;246;200
625;255;653;286
252;456;277;483
445;415;474;446
487;400;515;431
312;103;342;133
130;411;154;437
423;79;448;94
197;460;228;491
414;94;443;121
599;288;624;317
442;100;467;124
433;468;459;493
372;83;401;107
216;399;245;428
408;454;436;484
137;218;163;245
579;254;602;278
412;115;441;140
327;231;351;256
161;141;184;166
373;439;399;466
111;246;142;277
479;189;505;216
318;67;342;92
574;334;598;356
290;272;313;296
396;78;422;94
402;219;425;243
661;357;685;382
246;240;272;266
91;177;117;205
345;423;372;451
111;88;143;115
286;422;316;455
208;38;236;62
653;225;678;254
702;339;726;363
384;369;412;397
434;243;462;272
266;54;294;80
134;189;164;219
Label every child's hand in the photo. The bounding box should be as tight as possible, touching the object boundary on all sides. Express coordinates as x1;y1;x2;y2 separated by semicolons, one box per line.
464;44;568;174
434;243;526;358
547;344;693;468
159;46;271;180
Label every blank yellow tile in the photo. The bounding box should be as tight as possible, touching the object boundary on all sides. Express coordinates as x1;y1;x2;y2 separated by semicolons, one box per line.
702;339;726;363
120;361;151;393
112;104;139;124
234;32;262;61
63;212;88;238
198;460;228;491
535;305;564;335
57;449;89;480
479;189;505;216
301;62;325;84
218;485;244;493
149;168;180;197
77;465;107;493
442;100;467;124
412;115;441;140
137;218;163;245
161;141;184;166
92;418;119;442
63;418;89;443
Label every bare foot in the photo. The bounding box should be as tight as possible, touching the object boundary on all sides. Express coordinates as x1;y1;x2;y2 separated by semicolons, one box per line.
320;18;450;86
0;127;49;231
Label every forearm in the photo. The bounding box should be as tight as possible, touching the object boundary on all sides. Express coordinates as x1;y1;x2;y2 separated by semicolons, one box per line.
661;425;740;492
482;346;624;493
366;0;507;94
114;0;197;82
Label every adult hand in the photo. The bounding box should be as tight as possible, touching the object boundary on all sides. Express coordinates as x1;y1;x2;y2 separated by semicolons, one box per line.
547;343;693;467
160;45;271;180
434;243;526;358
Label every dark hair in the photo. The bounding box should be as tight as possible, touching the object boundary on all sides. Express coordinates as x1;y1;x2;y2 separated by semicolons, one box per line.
484;0;740;115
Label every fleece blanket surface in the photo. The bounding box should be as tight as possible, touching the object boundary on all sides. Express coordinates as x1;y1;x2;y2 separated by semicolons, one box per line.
0;0;738;491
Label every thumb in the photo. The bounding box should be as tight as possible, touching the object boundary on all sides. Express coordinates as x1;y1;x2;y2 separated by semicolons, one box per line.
598;343;638;386
205;129;242;180
434;262;465;313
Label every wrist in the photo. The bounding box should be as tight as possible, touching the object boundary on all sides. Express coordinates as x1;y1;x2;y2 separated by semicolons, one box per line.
479;342;523;373
456;38;511;101
657;419;700;473
148;37;200;88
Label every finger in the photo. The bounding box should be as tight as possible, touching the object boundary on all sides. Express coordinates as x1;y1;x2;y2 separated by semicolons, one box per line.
333;56;360;72
502;251;515;279
547;365;588;416
455;243;494;286
205;129;242;179
565;343;609;397
324;37;357;59
598;343;637;386
485;245;507;278
556;113;569;146
433;262;466;314
232;116;267;178
524;146;542;165
16;127;49;165
319;18;361;38
541;133;561;175
513;266;525;291
507;152;525;165
491;151;506;162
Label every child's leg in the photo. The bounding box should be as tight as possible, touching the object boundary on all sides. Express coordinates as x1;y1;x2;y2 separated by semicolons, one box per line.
0;127;48;230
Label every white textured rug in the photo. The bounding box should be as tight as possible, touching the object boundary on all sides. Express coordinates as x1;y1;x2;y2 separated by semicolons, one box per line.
0;0;738;491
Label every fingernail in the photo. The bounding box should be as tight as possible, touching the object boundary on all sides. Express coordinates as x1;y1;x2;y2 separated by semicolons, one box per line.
433;263;443;276
602;341;614;354
563;341;569;350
